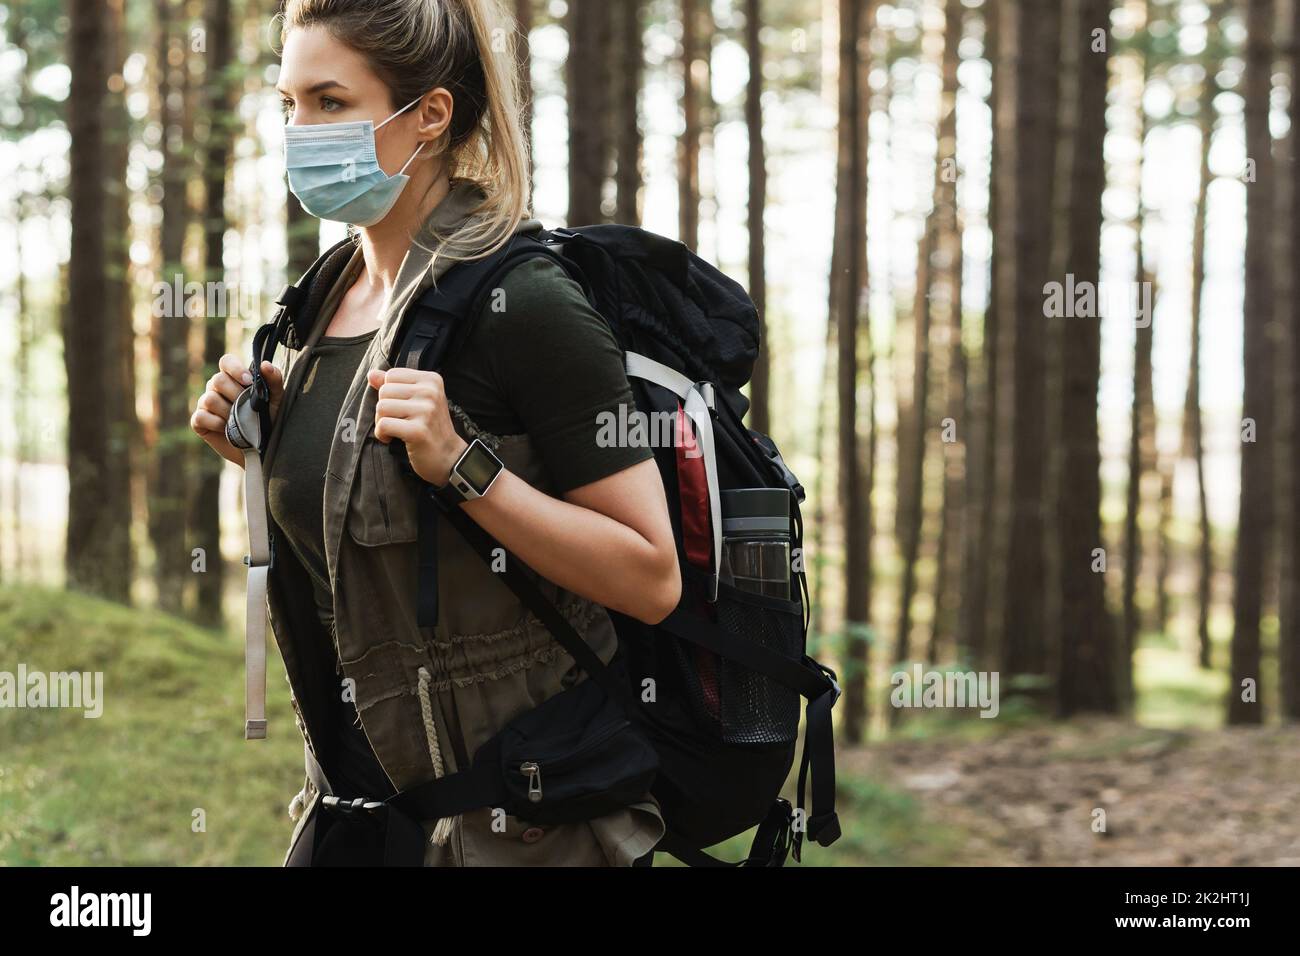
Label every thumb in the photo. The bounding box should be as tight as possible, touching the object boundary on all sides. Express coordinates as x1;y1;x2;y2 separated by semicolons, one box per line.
260;361;285;400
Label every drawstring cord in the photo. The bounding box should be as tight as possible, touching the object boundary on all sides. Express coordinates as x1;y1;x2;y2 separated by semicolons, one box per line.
417;666;457;846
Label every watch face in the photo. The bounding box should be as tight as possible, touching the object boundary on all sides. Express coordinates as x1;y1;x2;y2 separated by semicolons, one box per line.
458;441;502;496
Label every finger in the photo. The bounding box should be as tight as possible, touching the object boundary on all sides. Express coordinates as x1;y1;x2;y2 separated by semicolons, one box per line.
198;391;232;419
374;416;422;445
219;353;252;387
192;409;228;436
375;382;422;401
375;397;435;421
209;372;245;404
378;366;444;389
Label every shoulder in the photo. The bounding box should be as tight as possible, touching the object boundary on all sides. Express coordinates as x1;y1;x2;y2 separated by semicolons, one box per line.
478;254;589;327
472;252;611;354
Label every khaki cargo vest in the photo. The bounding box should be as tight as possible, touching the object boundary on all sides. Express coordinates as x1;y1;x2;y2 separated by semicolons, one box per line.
262;182;664;865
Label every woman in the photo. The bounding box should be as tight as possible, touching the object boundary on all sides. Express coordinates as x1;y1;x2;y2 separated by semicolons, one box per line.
189;0;680;866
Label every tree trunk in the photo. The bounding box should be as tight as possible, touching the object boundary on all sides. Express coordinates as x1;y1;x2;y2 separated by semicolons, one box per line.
65;0;133;602
961;0;999;668
678;0;702;248
615;0;644;225
1000;0;1061;684
927;0;967;664
1228;0;1275;726
192;0;235;626
1184;1;1220;670
1055;0;1118;716
1282;0;1300;720
835;0;872;745
566;0;612;225
894;214;933;672
1122;0;1157;703
1155;458;1174;634
151;0;191;613
745;0;770;435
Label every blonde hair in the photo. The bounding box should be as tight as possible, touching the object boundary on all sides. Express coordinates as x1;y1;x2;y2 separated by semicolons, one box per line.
280;0;531;262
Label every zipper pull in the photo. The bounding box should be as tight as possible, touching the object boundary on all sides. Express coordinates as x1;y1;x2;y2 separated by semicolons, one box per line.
520;761;542;803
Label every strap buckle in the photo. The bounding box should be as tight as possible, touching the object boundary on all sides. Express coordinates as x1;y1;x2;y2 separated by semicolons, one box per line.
321;795;385;816
695;380;716;412
816;661;842;703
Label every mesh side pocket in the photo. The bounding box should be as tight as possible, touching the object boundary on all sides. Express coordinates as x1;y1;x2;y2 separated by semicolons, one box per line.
715;591;803;745
665;634;724;735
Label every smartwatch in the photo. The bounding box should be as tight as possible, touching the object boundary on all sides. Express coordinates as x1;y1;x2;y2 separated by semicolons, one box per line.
434;437;504;505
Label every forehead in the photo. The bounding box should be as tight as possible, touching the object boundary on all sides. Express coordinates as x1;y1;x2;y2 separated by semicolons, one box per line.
278;25;384;93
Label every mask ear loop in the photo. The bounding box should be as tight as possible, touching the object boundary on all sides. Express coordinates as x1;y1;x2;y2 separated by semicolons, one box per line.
375;94;429;177
396;141;427;176
375;94;426;131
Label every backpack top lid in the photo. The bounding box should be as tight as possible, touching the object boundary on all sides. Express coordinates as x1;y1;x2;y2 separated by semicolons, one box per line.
540;225;761;421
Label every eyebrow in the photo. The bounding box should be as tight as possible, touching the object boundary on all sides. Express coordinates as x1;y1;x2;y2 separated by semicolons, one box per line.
275;80;349;96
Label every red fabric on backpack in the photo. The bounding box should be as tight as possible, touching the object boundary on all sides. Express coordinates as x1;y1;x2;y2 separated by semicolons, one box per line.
674;402;720;718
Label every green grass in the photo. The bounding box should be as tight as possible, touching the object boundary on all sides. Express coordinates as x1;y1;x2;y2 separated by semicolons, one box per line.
826;774;971;865
0;586;303;865
1133;642;1227;730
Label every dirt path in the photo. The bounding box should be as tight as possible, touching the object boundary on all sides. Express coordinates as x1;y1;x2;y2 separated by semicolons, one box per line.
842;721;1300;865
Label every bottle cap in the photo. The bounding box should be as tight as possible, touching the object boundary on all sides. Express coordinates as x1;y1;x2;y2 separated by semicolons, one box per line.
721;487;791;535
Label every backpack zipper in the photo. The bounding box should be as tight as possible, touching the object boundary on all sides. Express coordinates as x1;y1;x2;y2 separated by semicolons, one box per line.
519;761;542;802
517;716;633;804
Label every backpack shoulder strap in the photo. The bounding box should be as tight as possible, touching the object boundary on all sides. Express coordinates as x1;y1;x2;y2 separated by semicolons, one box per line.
388;230;578;374
388;230;581;630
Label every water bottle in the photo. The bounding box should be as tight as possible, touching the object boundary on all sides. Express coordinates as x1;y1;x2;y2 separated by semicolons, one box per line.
719;488;792;600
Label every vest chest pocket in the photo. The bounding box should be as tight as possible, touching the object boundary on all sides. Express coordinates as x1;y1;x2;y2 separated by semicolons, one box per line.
346;429;421;546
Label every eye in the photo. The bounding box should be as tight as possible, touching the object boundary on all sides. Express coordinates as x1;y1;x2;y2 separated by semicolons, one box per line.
280;97;294;119
321;96;343;113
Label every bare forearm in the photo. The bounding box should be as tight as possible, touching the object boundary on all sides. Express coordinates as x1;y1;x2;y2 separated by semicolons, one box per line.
458;468;679;624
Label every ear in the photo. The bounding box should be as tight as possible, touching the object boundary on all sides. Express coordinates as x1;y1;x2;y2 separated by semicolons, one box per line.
416;88;455;146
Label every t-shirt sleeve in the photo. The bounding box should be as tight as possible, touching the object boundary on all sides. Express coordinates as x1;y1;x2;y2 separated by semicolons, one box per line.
481;255;654;494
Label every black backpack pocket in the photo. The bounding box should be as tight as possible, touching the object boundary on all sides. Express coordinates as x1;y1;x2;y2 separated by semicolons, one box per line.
622;563;806;846
666;564;804;745
711;580;804;745
495;661;659;825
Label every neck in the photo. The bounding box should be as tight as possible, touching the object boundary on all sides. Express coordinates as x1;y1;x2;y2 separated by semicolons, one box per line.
355;174;452;297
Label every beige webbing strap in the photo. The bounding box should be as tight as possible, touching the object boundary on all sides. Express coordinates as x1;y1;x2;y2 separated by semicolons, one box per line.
242;450;269;740
624;351;723;601
229;388;269;740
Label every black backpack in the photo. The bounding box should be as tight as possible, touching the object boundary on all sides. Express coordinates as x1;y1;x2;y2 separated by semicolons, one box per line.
255;225;841;866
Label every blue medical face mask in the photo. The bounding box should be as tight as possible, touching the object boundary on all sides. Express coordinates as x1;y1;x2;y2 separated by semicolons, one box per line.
284;94;427;227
